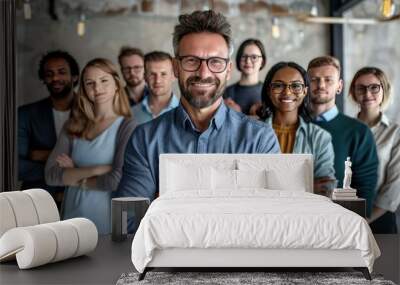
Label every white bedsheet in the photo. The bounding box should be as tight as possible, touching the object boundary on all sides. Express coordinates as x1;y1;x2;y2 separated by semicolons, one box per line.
131;190;380;273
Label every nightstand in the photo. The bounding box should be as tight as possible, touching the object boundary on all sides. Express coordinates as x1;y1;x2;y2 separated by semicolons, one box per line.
332;198;366;218
111;197;150;241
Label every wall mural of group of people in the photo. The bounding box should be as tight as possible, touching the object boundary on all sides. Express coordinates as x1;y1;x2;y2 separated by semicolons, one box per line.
18;10;400;235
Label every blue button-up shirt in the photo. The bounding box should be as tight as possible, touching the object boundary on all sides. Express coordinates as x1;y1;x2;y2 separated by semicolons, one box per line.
314;105;339;122
117;101;280;200
131;93;179;125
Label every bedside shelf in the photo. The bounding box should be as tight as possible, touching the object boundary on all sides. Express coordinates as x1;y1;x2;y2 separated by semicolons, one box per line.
332;198;366;218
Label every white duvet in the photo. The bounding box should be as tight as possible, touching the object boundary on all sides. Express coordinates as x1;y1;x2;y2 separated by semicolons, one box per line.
131;190;380;273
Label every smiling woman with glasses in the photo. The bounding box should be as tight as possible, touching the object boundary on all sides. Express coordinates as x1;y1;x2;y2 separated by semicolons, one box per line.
224;38;266;115
259;61;336;196
270;82;305;94
349;67;400;234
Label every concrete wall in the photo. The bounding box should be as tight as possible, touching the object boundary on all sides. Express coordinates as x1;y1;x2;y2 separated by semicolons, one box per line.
343;3;400;124
16;0;328;106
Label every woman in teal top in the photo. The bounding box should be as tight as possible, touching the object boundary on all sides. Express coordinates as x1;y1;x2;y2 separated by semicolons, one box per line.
258;62;336;195
45;58;136;234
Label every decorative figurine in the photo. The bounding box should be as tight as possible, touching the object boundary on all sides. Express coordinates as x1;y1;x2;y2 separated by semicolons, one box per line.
332;157;357;199
343;157;353;190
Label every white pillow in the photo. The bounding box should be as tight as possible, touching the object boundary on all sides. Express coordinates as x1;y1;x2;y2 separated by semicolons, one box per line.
212;168;237;190
211;169;268;190
266;168;307;191
237;169;267;189
237;159;309;192
167;163;212;191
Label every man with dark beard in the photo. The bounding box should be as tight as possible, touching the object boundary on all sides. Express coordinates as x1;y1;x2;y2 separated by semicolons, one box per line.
117;10;280;211
18;50;79;207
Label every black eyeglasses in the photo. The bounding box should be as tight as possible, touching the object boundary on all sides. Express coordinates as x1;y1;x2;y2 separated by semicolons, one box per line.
354;84;381;95
177;56;229;73
270;82;305;94
121;66;144;74
240;55;262;63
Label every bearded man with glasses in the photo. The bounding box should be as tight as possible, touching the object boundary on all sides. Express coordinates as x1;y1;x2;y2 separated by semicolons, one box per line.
307;56;378;218
118;46;150;106
117;11;280;228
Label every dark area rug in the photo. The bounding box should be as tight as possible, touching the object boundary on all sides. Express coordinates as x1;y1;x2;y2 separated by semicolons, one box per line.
116;271;396;285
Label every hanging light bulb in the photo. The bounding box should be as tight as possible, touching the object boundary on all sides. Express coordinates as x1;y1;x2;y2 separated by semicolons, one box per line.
381;0;394;18
310;3;318;17
24;0;32;20
77;13;86;37
271;17;280;39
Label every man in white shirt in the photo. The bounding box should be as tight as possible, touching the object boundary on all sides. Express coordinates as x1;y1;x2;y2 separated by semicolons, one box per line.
132;51;179;125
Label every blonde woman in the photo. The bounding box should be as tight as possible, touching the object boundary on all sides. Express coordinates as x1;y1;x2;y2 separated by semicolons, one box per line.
45;58;136;234
349;67;400;234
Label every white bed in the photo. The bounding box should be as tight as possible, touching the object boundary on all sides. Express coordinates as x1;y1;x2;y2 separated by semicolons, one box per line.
131;154;380;280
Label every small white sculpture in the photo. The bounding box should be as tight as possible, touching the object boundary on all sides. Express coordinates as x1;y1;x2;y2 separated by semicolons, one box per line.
343;157;353;190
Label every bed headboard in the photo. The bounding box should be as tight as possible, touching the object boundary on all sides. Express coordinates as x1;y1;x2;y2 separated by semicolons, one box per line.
159;154;313;195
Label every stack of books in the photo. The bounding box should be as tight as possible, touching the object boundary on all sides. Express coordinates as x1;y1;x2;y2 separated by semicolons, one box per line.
332;188;358;200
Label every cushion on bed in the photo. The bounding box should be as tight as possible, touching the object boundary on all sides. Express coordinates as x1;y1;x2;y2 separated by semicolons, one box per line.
166;159;237;192
236;169;267;189
212;169;237;190
159;154;313;194
237;158;309;192
203;168;268;191
167;163;212;191
266;168;307;192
